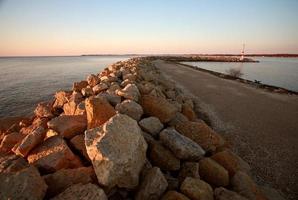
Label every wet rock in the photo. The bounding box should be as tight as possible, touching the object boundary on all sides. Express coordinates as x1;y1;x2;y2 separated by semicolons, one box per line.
14;126;47;157
43;166;95;197
214;187;249;200
178;161;200;183
51;183;107;200
81;87;93;97
176;121;225;151
85;114;147;189
211;150;250;177
139;116;164;136
92;83;108;94
0;132;25;153
53;91;72;109
85;96;116;129
141;95;177;123
27;136;82;173
159;128;205;161
35;102;54;118
0;165;47;200
47;115;87;139
149;142;180;171
180;177;213;200
115;99;143;121
73;80;88;92
231;171;259;200
135;167;168;200
199;158;229;187
161;191;190;200
87;74;100;87
116;83;140;102
69;134;90;161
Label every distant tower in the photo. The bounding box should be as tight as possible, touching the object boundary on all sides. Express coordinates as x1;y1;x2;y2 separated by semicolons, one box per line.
240;43;245;61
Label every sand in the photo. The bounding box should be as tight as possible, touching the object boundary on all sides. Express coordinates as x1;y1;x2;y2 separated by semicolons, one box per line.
154;60;298;200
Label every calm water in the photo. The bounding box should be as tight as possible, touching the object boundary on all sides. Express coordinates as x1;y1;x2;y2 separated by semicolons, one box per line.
182;57;298;92
0;56;131;117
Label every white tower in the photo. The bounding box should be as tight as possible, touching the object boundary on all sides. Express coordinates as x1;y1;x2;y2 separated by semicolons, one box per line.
240;43;245;61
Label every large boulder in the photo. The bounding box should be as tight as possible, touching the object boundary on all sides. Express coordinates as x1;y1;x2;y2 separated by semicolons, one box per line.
141;95;177;123
34;102;54;118
85;96;116;129
159;128;205;161
135;167;168;200
63;100;85;115
214;187;249;200
69;134;90;161
14;126;47;157
27;136;82;173
149;141;180;171
51;183;107;200
199;158;229;187
92;83;108;94
47;115;87;139
116;83;140;102
176;120;225;151
0;132;25;153
43;167;95;197
161;191;190;200
139;116;164;137
0;165;47;200
115;99;143;121
85;114;147;189
180;177;214;200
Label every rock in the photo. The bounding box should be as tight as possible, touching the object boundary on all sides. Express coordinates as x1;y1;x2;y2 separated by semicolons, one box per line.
34;102;54;118
168;112;189;127
27;136;82;173
51;183;107;200
96;92;121;106
121;79;135;87
141;95;177;123
63;100;85;115
211;150;250;177
20;117;48;135
231;171;259;200
43;167;95;197
85;96;116;129
115;99;143;121
123;73;136;81
85;114;147;189
176;121;225;151
14;126;47;157
161;191;190;200
87;74;100;87
214;187;249;200
47;115;87;139
149;142;180;171
135;167;168;200
164;174;179;190
73;80;88;92
0;165;47;200
92;83;108;94
106;83;121;95
0;132;25;153
139;117;164;136
199;158;229;187
116;83;140;102
180;177;213;200
178;161;200;183
81;87;93;97
53;91;72;109
159;128;205;161
0;154;29;173
181;104;197;121
69;134;90;161
45;129;59;140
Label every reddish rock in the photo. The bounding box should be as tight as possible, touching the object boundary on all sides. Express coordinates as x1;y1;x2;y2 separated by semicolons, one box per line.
34;102;54;118
81;87;93;97
85;96;116;129
181;104;197;121
92;83;108;94
63;100;85;115
27;136;82;173
139;116;164;137
141;95;177;123
199;158;229;187
176;120;225;151
73;80;88;92
69;134;90;161
180;177;214;200
0;154;28;173
0;132;25;153
44;129;59;140
53;91;72;109
47;115;87;139
19;117;48;135
43;166;95;197
14;126;47;157
161;191;190;200
87;74;100;87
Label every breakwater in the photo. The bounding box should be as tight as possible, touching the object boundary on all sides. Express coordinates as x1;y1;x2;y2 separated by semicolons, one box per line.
0;57;269;199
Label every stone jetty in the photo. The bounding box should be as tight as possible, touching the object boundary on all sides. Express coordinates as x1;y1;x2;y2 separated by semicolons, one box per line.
0;57;268;199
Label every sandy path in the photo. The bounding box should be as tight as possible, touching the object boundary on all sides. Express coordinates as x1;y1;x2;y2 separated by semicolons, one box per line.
154;60;298;200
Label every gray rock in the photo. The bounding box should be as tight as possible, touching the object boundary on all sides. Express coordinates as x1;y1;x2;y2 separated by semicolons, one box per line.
159;128;205;161
180;177;213;200
115;99;143;121
139;117;164;136
116;83;140;102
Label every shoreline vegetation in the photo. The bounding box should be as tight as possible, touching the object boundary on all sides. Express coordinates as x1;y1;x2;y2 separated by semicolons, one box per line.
0;57;277;199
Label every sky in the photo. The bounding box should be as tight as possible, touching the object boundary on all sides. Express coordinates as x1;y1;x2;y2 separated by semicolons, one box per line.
0;0;297;56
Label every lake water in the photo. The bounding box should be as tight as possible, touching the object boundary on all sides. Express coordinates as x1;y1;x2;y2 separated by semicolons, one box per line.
0;56;131;117
182;57;298;92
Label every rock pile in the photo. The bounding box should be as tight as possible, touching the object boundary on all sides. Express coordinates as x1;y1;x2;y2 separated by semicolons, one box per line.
0;58;268;200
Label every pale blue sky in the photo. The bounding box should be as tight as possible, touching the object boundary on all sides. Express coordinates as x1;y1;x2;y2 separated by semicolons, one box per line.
0;0;297;56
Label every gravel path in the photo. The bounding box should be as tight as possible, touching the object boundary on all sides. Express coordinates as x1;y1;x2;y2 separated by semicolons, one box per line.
154;60;298;200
